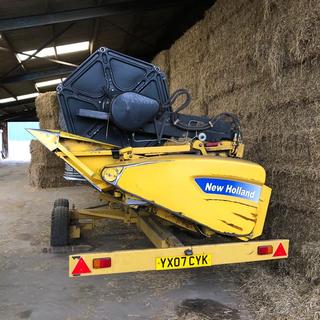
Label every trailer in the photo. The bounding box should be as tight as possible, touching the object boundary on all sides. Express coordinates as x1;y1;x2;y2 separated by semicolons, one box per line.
66;198;288;277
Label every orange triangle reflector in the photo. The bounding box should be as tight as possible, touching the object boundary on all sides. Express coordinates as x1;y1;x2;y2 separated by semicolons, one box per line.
72;257;91;275
273;243;287;257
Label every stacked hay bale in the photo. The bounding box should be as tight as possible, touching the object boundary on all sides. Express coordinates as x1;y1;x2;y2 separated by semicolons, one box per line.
29;92;70;188
152;0;320;279
152;50;170;83
152;21;208;114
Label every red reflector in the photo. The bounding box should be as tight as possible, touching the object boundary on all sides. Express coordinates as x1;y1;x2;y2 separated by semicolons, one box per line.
257;245;273;255
205;142;220;147
93;257;112;269
273;243;287;257
72;257;91;275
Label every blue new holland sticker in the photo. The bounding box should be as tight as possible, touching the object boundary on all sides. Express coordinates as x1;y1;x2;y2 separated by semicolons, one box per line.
195;178;261;202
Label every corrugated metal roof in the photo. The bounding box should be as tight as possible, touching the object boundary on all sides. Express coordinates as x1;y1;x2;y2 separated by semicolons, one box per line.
0;0;214;121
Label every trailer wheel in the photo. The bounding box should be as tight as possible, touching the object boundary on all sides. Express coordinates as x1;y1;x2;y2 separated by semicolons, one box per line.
53;198;69;209
51;205;70;246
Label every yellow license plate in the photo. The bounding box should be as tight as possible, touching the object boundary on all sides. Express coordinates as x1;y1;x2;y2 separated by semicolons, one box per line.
156;254;212;270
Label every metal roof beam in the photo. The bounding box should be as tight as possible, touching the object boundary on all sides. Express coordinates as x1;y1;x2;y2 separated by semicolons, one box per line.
0;23;75;82
0;109;37;122
1;67;75;84
0;0;189;31
1;34;27;72
0;85;17;99
0;46;78;70
0;98;35;110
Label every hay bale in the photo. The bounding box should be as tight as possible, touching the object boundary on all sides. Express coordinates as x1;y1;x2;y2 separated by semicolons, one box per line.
169;19;207;115
203;0;251;35
254;0;320;83
301;242;320;284
199;0;264;106
240;267;319;320
30;92;68;188
244;129;320;168
30;140;63;167
262;201;320;275
35;91;60;129
159;0;320;280
267;165;320;212
241;100;320;139
29;163;71;189
158;0;320;316
152;50;170;78
200;56;320;120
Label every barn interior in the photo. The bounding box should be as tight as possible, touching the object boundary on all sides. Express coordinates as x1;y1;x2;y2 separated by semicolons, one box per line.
0;1;319;319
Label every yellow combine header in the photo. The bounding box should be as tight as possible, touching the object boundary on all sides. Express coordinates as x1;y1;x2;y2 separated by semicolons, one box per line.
26;47;289;278
28;129;289;277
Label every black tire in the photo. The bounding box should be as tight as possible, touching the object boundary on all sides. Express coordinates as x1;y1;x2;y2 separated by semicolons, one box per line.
51;205;70;246
53;198;69;209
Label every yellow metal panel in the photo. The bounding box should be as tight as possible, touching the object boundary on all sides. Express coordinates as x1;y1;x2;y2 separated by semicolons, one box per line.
69;225;81;239
236;143;245;158
131;144;191;155
155;209;198;233
27;129;60;151
251;185;272;238
69;239;289;277
137;217;169;248
76;208;131;221
28;129;271;240
115;155;266;236
136;216;183;248
27;129;118;191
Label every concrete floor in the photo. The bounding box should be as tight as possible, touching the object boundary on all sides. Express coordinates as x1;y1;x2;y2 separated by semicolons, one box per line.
0;162;253;320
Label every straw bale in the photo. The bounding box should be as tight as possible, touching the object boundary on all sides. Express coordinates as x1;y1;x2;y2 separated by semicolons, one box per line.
199;1;263;104
202;59;320;118
263;203;320;276
160;0;320;283
163;0;320;317
266;165;320;212
241;267;320;320
244;128;320;167
152;50;170;79
169;19;207;115
35;91;60;130
301;241;320;284
254;0;320;84
29;140;63;167
29;163;71;189
30;92;68;188
203;0;251;35
241;100;320;138
38;117;59;130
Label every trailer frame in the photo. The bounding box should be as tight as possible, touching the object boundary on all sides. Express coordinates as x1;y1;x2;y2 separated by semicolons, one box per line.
66;199;289;278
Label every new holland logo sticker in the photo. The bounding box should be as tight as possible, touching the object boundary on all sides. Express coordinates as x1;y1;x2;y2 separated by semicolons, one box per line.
195;178;261;202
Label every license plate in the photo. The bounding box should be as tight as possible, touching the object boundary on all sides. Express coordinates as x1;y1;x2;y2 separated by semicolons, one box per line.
156;254;211;270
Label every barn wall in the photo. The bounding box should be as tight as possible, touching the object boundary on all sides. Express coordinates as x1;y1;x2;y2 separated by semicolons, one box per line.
152;0;320;279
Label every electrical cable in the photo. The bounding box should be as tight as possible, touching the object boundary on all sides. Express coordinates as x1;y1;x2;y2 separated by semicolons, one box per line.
166;89;241;134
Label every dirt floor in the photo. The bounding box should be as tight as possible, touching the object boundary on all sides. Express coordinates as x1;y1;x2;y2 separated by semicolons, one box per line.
0;162;256;320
